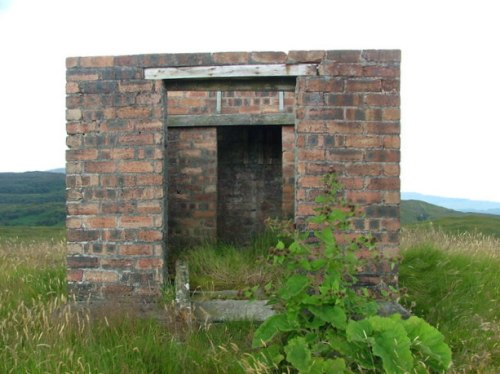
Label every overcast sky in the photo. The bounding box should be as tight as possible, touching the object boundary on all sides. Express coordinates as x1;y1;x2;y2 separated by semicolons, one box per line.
0;0;498;202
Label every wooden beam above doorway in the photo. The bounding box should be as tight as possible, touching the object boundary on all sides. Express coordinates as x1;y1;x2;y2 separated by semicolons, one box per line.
145;64;317;80
167;113;295;128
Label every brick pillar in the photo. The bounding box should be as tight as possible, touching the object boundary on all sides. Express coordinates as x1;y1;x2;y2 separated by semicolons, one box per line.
167;127;217;247
66;56;166;302
282;126;295;219
294;50;401;286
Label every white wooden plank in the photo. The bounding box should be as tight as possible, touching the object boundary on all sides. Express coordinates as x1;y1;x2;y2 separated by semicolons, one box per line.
145;64;317;80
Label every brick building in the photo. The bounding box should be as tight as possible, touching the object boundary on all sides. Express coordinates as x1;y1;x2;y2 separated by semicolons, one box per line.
66;50;401;303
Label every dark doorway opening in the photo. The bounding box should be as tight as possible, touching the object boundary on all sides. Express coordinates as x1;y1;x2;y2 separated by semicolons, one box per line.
217;126;283;243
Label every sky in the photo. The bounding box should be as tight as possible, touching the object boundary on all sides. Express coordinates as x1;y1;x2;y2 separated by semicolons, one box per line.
0;0;499;202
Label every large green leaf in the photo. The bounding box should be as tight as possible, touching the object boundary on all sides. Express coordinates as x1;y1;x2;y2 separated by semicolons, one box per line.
307;357;347;374
252;314;293;348
347;316;414;374
309;305;347;330
284;337;312;372
321;358;346;374
278;274;310;301
403;316;452;372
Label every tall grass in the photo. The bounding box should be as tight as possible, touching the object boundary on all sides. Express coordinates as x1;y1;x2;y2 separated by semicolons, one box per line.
180;232;282;291
400;227;500;373
0;239;256;373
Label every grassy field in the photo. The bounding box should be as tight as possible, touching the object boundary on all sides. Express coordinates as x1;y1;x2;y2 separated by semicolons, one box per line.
400;227;500;373
1;226;499;373
0;226;66;242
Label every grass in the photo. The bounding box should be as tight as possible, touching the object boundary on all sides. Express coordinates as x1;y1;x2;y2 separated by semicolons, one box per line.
1;227;499;372
0;226;66;243
400;227;500;373
179;232;282;292
425;215;500;239
0;237;259;374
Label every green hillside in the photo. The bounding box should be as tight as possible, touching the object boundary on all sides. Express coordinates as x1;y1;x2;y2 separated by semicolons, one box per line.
0;172;65;226
400;199;464;225
401;199;500;238
427;215;500;239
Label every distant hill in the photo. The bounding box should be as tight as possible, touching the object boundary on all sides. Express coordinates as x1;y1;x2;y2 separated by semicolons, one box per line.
0;172;65;226
401;199;500;238
46;168;65;174
400;200;464;225
402;192;500;215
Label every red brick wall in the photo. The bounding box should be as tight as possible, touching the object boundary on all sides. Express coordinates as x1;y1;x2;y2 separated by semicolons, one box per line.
166;89;295;246
66;57;166;302
167;127;217;245
295;50;401;285
66;50;401;302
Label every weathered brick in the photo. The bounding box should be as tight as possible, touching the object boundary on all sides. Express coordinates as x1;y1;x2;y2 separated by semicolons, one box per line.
86;216;117;229
66;82;80;94
80;81;118;94
346;191;383;204
367;177;400;191
118;161;154;173
66;109;82;121
116;107;151;119
67;255;99;268
67;269;83;282
304;77;344;92
66;135;83;150
212;52;250;65
319;62;364;77
101;259;134;269
84;270;119;283
326;149;364;162
136;258;163;269
84;161;117;173
363;65;400;78
66;57;79;68
66;149;98;161
67;72;99;82
120;216;153;229
362;50;401;62
119;244;153;256
249;51;287;64
118;133;155;146
364;94;400;107
118;81;154;93
346;79;382;92
80;56;114;68
287;50;325;63
365;150;400;163
137;230;163;242
164;53;212;67
382;79;400;93
66;121;97;134
346;163;382;176
67;230;100;242
67;203;99;215
326;50;362;62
